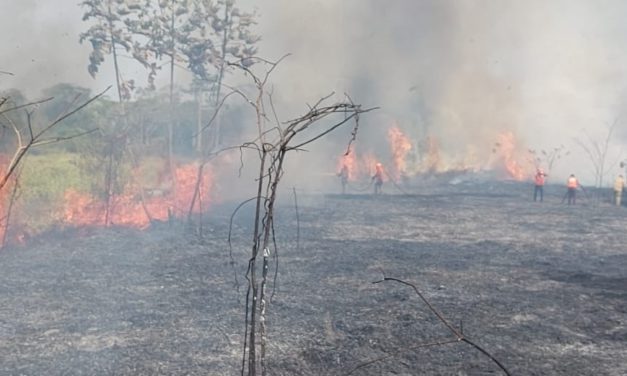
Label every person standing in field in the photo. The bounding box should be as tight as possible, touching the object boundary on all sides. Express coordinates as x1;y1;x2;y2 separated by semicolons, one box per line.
533;168;547;202
614;174;625;206
566;174;579;205
372;163;384;195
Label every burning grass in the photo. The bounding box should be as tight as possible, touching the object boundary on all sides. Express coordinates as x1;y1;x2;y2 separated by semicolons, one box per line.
1;153;213;242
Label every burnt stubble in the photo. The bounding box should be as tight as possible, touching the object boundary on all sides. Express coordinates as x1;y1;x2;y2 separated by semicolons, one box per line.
0;181;625;375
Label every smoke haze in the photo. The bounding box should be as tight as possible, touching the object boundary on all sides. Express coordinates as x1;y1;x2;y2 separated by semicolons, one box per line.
2;0;627;186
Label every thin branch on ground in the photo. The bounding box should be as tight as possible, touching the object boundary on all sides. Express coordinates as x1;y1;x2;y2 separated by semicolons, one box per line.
353;276;512;376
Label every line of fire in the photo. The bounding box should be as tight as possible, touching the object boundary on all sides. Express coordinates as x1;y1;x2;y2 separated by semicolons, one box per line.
0;121;538;247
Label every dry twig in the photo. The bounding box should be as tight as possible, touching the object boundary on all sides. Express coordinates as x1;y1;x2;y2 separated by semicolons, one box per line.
346;276;511;375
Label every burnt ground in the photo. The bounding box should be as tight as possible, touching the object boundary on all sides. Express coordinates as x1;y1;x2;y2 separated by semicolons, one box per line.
0;181;626;375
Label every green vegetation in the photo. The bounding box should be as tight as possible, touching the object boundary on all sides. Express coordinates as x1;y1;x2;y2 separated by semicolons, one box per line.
16;152;95;232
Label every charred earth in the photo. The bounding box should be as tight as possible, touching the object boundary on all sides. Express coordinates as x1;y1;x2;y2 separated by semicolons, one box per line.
0;180;626;375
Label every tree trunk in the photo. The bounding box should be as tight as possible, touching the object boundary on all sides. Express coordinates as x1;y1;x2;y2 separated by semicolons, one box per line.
168;54;177;215
103;144;114;226
1;172;20;248
196;91;203;153
246;151;267;376
212;4;231;151
107;0;124;103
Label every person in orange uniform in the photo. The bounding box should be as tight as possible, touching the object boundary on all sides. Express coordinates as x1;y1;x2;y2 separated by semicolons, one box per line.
372;163;384;195
533;168;547;202
566;174;579;205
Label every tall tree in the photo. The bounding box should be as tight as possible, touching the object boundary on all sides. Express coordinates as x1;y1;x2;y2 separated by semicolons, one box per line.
80;0;135;102
204;0;259;150
127;0;200;202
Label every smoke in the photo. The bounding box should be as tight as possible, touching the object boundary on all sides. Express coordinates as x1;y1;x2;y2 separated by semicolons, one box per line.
3;0;627;187
249;0;627;185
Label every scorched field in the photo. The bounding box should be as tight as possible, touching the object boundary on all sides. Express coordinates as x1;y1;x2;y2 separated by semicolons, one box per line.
0;180;626;375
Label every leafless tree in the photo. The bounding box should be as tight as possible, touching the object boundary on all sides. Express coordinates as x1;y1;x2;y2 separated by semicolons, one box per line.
221;55;375;376
0;87;109;246
574;118;622;188
528;144;569;173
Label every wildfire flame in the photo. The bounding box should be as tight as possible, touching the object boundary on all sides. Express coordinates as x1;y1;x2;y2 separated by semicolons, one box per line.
332;125;534;183
387;125;412;181
493;131;531;180
422;135;444;173
361;154;383;181
337;149;357;181
0;155;23;245
64;162;212;229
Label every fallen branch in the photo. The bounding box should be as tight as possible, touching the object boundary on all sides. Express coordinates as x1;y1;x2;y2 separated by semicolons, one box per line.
349;276;512;375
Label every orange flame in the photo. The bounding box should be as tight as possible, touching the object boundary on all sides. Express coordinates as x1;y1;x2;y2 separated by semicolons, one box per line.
387;125;412;181
493;131;531;180
0;155;33;246
64;162;212;229
422;136;444;173
337;149;357;181
361;154;384;181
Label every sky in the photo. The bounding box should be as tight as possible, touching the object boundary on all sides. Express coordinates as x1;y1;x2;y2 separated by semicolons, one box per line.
2;0;627;185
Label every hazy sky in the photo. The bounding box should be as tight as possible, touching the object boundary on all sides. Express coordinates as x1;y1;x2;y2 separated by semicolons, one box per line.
2;0;627;184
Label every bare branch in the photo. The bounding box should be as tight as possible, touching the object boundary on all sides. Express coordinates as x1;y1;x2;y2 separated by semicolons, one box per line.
32;128;99;147
0;97;54;116
370;277;512;376
35;86;111;139
0;86;110;192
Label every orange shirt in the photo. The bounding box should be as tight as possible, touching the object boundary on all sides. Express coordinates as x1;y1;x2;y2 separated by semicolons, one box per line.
567;177;578;188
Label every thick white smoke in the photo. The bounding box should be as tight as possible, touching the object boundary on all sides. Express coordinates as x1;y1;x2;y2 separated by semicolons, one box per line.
2;0;627;187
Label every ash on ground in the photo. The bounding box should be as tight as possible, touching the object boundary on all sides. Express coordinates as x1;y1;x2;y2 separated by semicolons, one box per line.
1;181;626;375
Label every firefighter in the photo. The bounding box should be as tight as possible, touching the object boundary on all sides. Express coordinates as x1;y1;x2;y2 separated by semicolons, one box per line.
372;163;384;195
533;168;547;202
337;164;349;194
614;174;625;206
566;174;579;205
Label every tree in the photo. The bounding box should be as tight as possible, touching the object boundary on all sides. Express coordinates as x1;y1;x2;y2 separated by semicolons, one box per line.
528;144;569;173
0;89;28;153
575;118;622;188
206;0;259;150
80;0;145;102
222;56;374;375
0;87;109;245
127;0;197;177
